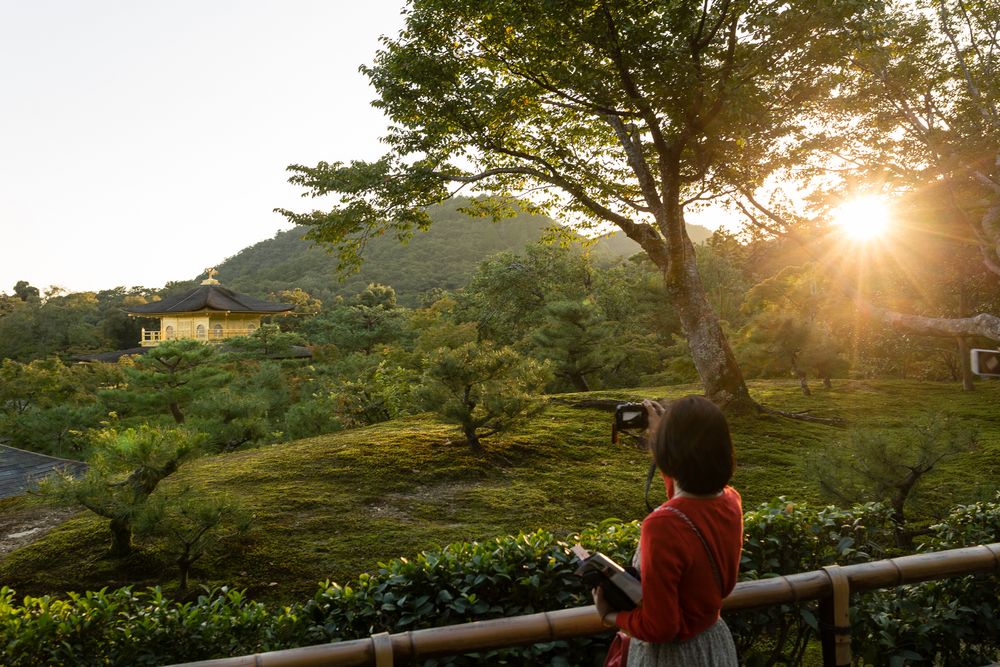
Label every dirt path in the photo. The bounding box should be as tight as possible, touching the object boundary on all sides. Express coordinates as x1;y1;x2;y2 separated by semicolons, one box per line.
0;504;78;560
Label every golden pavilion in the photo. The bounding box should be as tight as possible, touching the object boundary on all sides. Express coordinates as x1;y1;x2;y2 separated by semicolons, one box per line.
126;269;293;347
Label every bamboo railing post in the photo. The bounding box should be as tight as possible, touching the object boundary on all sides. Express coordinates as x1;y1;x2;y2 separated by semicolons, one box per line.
819;565;851;667
372;632;393;667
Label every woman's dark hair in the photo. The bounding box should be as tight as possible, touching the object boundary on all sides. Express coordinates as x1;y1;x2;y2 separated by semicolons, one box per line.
651;395;734;495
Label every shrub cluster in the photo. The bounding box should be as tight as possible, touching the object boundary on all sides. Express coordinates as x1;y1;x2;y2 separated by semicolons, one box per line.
0;587;275;667
0;523;637;667
1;497;998;666
852;497;1000;666
728;500;894;665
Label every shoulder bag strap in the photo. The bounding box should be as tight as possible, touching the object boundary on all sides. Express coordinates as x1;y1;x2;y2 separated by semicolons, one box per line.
661;505;724;595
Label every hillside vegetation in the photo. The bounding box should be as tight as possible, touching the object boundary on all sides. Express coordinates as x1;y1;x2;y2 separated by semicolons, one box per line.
215;198;711;305
3;379;998;604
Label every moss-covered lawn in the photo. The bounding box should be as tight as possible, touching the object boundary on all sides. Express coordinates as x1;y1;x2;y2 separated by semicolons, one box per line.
2;379;998;603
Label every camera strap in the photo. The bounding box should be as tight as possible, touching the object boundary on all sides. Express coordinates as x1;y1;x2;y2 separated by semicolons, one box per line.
644;462;657;511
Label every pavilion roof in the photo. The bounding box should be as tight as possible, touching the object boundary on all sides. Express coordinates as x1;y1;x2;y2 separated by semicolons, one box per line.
126;284;293;315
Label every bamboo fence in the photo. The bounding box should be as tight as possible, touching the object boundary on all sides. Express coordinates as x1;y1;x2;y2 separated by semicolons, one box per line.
169;542;1000;667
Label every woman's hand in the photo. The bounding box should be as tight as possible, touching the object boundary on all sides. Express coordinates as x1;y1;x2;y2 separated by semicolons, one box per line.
643;399;665;439
592;586;617;627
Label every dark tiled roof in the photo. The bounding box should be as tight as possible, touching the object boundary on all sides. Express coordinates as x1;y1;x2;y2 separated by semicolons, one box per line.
126;285;293;315
0;445;88;500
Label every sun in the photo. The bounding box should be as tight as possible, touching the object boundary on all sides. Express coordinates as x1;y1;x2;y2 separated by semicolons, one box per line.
831;196;891;241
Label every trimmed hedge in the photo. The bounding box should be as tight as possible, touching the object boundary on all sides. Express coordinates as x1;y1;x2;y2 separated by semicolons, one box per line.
2;497;998;666
852;497;1000;666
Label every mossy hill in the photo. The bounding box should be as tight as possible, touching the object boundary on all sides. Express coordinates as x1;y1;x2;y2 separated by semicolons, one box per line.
2;380;998;604
213;199;712;306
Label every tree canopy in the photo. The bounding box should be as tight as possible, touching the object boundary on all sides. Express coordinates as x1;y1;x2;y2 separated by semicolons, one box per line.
279;0;873;406
802;0;1000;347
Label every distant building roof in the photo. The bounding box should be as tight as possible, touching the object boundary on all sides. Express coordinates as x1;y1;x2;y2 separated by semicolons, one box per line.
0;445;88;500
126;284;293;316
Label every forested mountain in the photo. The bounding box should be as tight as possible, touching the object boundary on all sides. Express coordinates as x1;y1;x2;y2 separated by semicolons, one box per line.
215;198;712;305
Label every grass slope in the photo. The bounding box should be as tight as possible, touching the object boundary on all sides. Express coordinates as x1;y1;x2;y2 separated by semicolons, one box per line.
2;380;998;603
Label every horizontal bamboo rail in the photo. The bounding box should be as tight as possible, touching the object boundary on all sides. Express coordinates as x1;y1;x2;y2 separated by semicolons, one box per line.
168;543;1000;667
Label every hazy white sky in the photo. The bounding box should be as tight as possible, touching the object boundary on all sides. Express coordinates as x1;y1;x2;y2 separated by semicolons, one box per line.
0;1;406;293
1;1;736;296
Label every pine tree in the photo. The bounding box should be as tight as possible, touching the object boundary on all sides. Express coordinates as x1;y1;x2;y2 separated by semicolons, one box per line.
531;300;616;392
813;416;979;548
41;425;204;556
135;488;250;592
415;342;551;451
110;339;229;424
225;323;303;358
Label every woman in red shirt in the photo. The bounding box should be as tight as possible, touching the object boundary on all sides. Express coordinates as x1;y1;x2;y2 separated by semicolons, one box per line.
593;395;742;666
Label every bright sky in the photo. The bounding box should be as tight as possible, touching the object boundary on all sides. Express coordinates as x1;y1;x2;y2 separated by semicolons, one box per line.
0;2;738;296
0;1;407;294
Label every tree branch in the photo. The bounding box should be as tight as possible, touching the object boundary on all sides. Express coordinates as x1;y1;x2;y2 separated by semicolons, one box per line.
731;184;794;231
973;169;1000;195
603;113;661;211
862;304;1000;343
469;36;643;119
455;143;668;263
731;198;784;237
936;0;998;127
692;0;733;52
598;2;678;197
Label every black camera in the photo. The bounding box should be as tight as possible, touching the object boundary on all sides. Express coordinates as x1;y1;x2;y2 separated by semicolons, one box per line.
612;402;648;444
615;402;648;430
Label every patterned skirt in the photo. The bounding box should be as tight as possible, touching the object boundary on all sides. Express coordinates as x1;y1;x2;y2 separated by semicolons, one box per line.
626;618;738;667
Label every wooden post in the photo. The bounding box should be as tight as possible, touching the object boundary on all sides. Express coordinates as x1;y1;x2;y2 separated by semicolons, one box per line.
819;565;851;667
372;632;393;667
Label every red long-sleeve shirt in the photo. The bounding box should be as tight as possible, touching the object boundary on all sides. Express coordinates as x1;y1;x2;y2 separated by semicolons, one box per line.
615;481;743;643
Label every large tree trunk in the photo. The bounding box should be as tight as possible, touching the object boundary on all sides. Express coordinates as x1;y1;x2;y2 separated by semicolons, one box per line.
609;120;753;410
664;237;752;410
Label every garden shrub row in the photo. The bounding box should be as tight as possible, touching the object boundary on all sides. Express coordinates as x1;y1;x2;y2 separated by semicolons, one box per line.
852;497;1000;667
1;497;998;666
